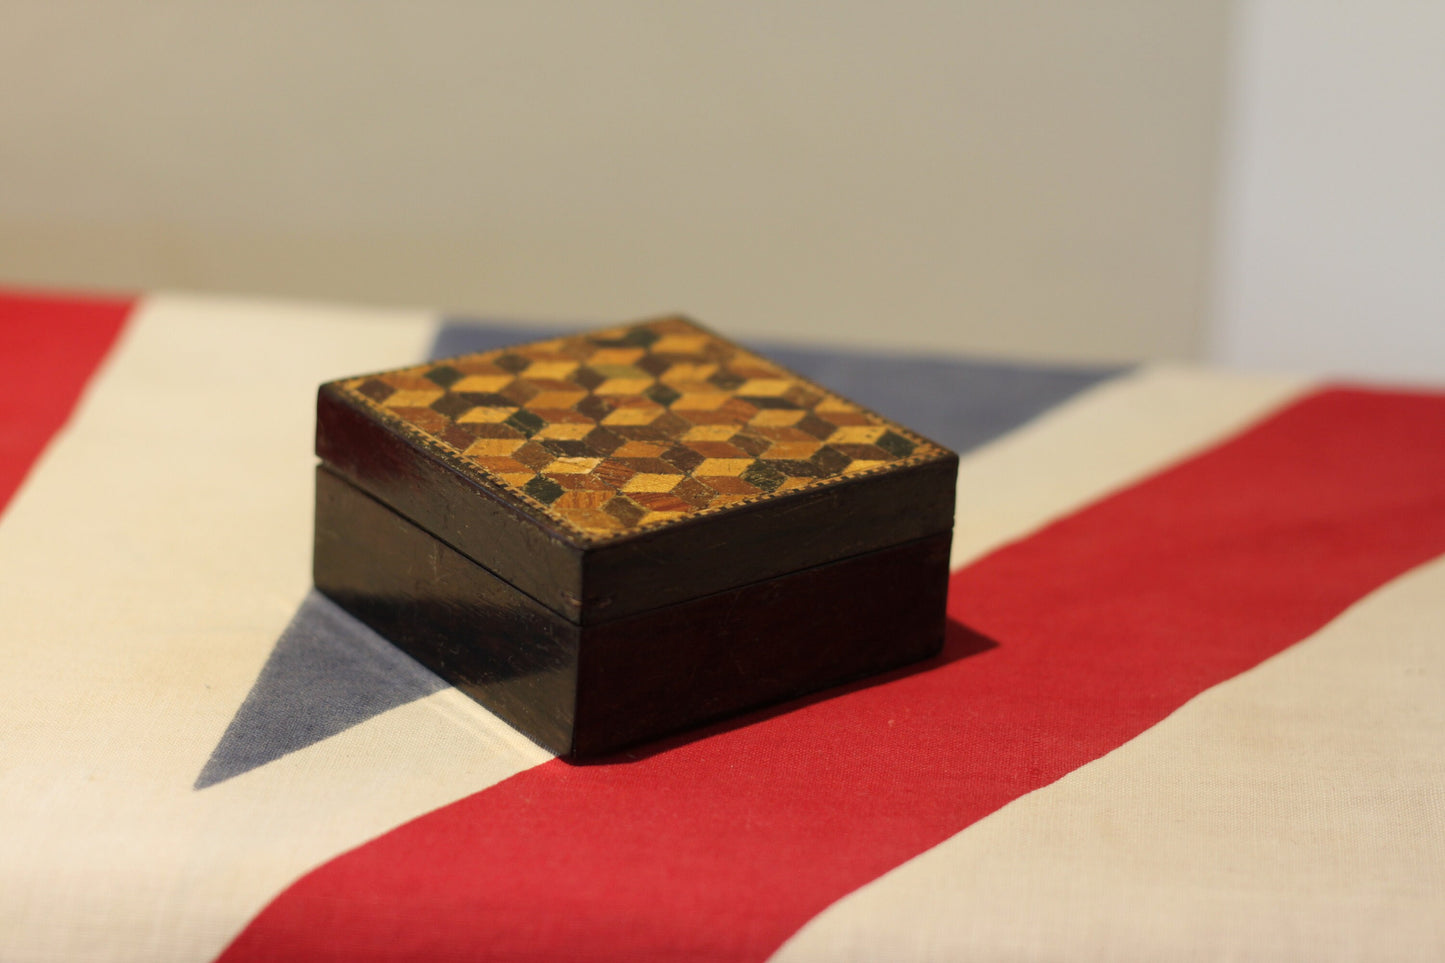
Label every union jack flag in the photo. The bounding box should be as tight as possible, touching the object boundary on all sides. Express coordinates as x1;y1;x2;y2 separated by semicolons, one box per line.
2;289;1442;962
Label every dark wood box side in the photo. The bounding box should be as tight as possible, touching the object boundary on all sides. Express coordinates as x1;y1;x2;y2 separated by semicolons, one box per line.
579;451;958;624
316;384;587;622
313;466;581;755
573;531;952;757
315;464;951;760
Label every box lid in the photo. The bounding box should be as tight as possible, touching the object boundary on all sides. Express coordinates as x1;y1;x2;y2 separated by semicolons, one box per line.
316;317;957;624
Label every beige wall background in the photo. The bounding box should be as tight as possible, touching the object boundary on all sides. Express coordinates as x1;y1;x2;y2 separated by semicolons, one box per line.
0;2;1228;363
1208;1;1445;383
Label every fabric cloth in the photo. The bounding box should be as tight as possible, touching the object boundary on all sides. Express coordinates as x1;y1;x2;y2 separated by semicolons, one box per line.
1;289;1441;962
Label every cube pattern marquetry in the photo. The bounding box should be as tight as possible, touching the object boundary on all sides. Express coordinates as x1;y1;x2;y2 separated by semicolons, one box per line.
337;317;946;540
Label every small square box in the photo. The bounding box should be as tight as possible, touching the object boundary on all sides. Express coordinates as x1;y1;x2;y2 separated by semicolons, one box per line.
314;317;957;757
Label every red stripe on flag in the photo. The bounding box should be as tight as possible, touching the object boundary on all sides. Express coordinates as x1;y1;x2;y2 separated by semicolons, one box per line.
219;387;1445;963
0;289;133;514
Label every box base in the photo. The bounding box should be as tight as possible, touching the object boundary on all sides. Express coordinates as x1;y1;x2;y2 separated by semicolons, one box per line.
314;466;951;758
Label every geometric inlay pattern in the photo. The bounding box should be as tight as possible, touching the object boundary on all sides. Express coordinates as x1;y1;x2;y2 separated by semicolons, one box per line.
334;317;950;541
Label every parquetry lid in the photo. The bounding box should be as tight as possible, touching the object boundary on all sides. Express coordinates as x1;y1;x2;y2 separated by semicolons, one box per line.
316;317;957;622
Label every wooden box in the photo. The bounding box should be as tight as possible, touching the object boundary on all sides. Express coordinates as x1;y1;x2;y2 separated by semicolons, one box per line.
314;317;957;758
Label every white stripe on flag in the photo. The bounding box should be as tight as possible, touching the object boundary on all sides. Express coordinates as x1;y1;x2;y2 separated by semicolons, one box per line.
950;362;1308;568
773;554;1445;962
0;294;550;963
